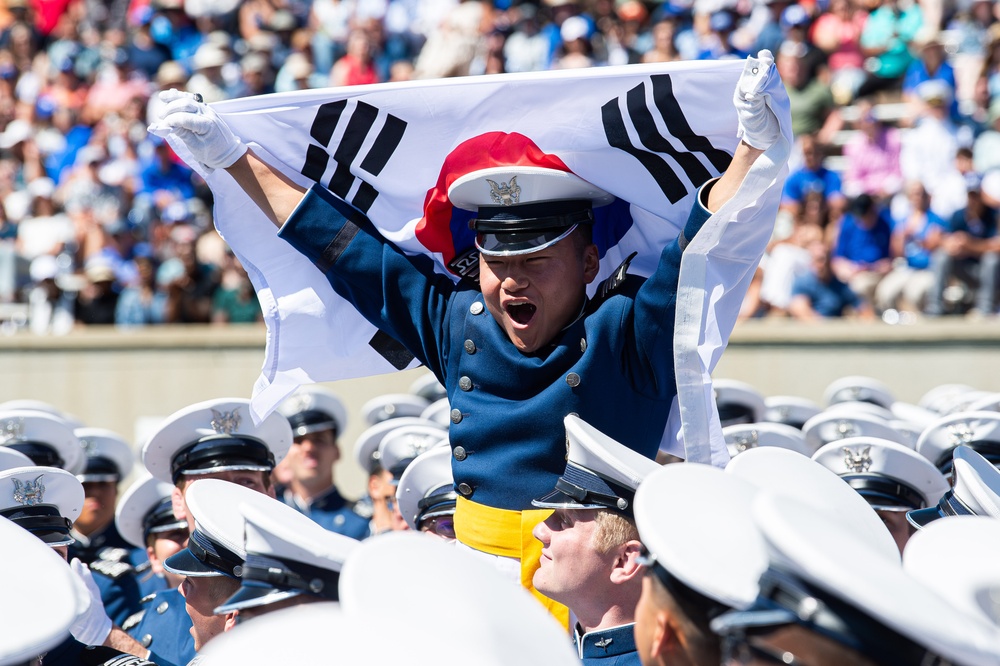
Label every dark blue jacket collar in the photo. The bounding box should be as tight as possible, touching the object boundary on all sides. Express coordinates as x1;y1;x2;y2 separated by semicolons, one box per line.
575;623;638;660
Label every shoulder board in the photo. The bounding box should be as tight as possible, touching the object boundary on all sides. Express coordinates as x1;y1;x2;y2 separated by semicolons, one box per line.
593;252;637;304
139;592;158;605
121;609;146;632
101;655;159;666
96;547;131;563
351;500;374;520
91;559;134;580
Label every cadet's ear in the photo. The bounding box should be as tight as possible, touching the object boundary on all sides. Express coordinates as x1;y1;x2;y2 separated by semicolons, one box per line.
651;608;679;658
583;243;600;284
224;610;239;632
171;485;187;522
610;540;644;584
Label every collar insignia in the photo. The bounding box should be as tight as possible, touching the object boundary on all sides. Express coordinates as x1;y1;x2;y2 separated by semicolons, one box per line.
13;474;45;506
834;420;857;439
210;409;242;435
842;445;872;473
947;422;974;447
487;176;520;206
0;418;25;443
594;637;613;651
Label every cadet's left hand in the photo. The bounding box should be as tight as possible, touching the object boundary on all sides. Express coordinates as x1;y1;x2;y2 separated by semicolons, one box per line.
70;557;114;646
733;50;781;151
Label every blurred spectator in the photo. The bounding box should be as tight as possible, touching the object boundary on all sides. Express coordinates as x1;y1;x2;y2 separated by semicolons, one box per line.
976;34;1000;103
504;5;549;72
925;173;1000;316
857;0;923;99
308;0;354;76
931;146;978;221
756;216;825;317
187;42;230;103
842;98;903;199
126;8;172;80
641;16;681;64
903;31;959;119
331;29;380;85
752;0;792;58
875;181;945;314
553;15;594;68
161;230;219;323
115;253;167;326
789;240;873;320
831;193;894;307
777;41;841;142
781;134;847;236
901;80;963;210
973;99;1000;173
778;4;826;78
211;252;261;324
812;0;868;104
26;253;74;334
74;258;118;324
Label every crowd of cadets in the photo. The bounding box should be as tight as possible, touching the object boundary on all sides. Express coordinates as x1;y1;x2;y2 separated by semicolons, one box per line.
2;372;1000;664
0;0;996;330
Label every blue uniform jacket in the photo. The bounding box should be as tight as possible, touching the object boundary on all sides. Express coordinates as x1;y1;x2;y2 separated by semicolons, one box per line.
70;523;148;626
280;185;711;511
127;588;195;666
279;485;370;540
575;623;641;666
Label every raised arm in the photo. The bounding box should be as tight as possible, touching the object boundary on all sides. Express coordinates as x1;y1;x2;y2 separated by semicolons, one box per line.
707;50;780;213
152;90;305;228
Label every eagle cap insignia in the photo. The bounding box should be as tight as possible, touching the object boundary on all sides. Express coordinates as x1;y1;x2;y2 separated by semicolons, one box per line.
12;474;45;506
947;422;974;447
734;430;759;453
486;176;520;206
834;420;857;439
0;417;25;443
842;446;872;473
210;408;242;435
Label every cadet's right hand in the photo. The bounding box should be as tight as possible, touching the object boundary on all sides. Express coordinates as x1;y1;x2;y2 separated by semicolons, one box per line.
153;89;247;170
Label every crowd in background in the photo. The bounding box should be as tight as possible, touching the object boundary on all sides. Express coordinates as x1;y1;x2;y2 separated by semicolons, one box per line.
0;0;996;333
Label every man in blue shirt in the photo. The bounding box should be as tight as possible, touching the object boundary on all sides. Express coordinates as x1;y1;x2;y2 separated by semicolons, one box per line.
925;174;1000;316
781;134;847;226
832;193;893;308
790;241;872;319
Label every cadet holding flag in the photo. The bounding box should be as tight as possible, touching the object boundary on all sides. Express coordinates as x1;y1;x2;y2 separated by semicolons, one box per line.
152;53;788;616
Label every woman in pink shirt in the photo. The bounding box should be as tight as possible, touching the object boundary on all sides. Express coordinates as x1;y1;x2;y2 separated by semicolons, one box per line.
812;0;869;103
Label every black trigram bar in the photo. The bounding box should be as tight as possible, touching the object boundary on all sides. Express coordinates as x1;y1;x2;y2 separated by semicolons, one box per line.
301;100;408;214
368;329;415;370
602;74;731;203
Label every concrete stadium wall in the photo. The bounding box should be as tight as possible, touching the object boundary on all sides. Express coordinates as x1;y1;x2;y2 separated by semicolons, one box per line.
2;320;999;498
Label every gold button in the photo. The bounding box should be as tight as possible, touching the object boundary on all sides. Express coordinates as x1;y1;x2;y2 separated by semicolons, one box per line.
566;373;581;388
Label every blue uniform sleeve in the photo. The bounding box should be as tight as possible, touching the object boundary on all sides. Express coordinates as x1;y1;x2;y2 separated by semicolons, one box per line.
625;183;713;395
278;185;457;379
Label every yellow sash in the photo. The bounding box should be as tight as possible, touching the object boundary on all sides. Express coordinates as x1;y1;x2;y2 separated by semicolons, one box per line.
454;496;570;628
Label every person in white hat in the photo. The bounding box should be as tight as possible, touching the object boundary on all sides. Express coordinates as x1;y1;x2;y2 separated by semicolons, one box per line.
353;416;447;536
713;379;767;428
907;445;1000;528
710;492;1000;666
155;51;782;605
376;422;449;532
396;446;458;540
915;410;1000;477
812;437;950;554
529;415;658;653
0;466;155;662
0;408;84;474
141;397;291;527
723;422;813;459
633;463;767;666
272;385;369;539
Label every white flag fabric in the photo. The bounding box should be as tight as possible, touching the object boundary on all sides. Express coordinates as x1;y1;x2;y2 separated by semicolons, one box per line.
167;59;791;466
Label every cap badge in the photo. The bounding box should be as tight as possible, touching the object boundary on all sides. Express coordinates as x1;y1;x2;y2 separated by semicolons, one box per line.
834;420;857;439
842;446;872;473
733;429;759;453
487;176;520;206
0;417;25;443
12;474;45;506
82;439;97;455
293;394;314;413
210;408;242;435
947;422;974;447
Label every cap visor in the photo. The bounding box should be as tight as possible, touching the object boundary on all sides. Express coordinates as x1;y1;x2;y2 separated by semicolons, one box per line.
905;506;942;529
476;225;577;257
530;488;605;510
164;548;226;577
215;583;302;614
35;530;75;547
709;606;798;635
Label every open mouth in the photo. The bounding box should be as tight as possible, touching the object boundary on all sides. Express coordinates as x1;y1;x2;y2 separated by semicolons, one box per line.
505;302;536;325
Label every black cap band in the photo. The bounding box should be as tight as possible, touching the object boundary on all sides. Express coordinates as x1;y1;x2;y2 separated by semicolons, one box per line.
185;528;244;578
1;504;73;544
8;442;64;469
83;456;120;479
717;403;756;426
470;199;593;233
416;489;457;522
286;410;339;438
934;441;1000;474
551;463;635;515
170;434;275;484
842;475;925;510
142;496;186;541
242;552;341;601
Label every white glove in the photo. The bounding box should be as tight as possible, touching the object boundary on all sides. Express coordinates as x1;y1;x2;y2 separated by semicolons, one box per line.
70;557;113;646
733;50;781;151
152;89;247;170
